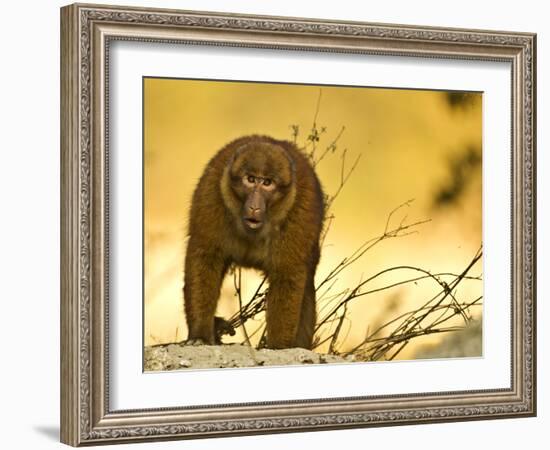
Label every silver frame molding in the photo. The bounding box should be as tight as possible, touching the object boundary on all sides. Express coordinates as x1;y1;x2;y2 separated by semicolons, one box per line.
60;3;536;446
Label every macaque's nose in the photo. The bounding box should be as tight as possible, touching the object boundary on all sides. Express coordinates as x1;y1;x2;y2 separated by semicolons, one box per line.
245;190;265;222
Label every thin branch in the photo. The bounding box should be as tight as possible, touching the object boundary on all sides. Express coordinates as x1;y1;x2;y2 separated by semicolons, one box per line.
234;267;259;364
313;126;346;168
328;303;348;354
324;153;361;212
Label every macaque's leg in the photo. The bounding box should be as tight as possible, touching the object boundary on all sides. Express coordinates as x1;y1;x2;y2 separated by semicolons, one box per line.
184;243;226;344
265;270;307;349
295;277;316;349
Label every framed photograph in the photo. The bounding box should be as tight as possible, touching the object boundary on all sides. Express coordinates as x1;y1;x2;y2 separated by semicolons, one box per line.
60;3;536;446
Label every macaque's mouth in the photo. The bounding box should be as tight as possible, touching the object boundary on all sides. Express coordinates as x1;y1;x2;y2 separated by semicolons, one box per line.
243;217;263;229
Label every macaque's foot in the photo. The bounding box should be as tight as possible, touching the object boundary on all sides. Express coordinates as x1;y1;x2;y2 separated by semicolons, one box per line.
214;317;236;344
184;338;207;346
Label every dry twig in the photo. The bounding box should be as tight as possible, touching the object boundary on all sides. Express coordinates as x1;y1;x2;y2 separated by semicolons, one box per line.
221;90;482;362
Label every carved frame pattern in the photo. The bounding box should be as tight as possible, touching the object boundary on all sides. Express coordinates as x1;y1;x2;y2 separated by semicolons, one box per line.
60;3;536;446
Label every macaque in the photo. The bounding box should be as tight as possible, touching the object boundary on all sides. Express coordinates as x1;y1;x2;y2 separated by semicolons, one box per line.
184;135;324;349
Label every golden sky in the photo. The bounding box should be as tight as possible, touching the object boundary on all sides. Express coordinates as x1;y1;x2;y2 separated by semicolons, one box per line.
144;78;482;360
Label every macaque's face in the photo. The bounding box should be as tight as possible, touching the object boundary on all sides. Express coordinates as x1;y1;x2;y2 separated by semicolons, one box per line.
229;143;294;232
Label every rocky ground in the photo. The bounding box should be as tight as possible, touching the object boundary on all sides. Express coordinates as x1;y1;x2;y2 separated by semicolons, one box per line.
413;319;482;359
144;343;355;371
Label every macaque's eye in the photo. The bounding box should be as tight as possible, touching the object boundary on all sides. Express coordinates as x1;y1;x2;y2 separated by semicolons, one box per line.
262;178;276;191
242;175;256;189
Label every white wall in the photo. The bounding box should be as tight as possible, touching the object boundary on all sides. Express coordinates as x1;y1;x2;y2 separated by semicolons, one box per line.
0;1;546;449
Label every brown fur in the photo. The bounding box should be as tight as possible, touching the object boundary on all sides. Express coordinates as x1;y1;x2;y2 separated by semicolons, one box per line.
184;135;324;349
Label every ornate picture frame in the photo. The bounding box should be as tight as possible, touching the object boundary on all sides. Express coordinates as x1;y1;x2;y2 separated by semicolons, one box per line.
60;3;536;446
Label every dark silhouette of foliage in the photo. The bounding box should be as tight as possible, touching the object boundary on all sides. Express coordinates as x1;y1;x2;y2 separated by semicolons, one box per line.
433;145;481;208
445;92;479;110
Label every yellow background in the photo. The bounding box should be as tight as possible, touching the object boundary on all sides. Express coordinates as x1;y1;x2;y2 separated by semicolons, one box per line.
144;78;482;360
